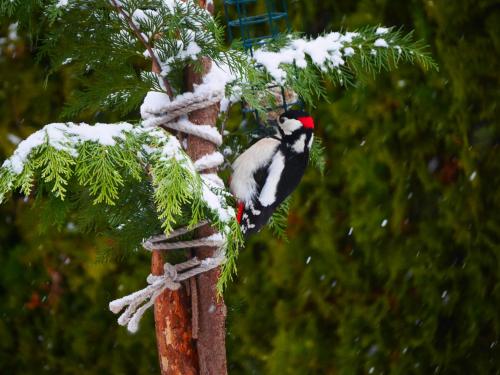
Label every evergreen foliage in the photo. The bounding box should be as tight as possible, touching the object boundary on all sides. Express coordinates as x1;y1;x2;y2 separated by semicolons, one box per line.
1;0;493;374
1;0;436;119
0;20;160;373
0;0;433;291
2;0;258;116
255;27;437;107
0;121;239;247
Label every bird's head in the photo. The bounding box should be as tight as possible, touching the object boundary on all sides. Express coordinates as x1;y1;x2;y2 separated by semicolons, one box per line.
277;110;315;136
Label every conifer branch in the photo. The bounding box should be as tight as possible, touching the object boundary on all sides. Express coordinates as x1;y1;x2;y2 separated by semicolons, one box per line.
0;123;237;248
251;27;437;107
109;0;174;98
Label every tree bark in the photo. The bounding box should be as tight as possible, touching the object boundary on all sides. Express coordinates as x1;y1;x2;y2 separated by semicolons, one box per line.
152;251;198;375
149;32;198;375
186;57;228;375
152;1;227;374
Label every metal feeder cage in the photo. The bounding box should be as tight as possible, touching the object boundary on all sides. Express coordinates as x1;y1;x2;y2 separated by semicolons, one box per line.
223;0;303;124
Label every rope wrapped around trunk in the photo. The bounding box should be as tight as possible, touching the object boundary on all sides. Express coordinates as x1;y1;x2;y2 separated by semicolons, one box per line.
109;85;226;333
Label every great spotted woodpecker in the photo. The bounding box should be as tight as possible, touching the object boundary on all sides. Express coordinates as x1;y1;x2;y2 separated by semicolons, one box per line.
230;110;315;236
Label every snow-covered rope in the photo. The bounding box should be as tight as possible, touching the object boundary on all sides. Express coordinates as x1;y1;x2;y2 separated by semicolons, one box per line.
146;220;209;243
142;89;223;125
143;116;223;146
109;248;225;333
143;233;224;251
194;152;224;171
109;68;228;333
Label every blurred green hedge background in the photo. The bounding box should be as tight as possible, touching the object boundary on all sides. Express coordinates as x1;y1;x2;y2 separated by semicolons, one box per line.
1;0;499;374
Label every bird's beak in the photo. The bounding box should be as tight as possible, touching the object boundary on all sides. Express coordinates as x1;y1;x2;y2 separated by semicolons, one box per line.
298;116;315;129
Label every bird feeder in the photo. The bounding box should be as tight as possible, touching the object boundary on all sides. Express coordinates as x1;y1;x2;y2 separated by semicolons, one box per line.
223;0;302;122
223;0;291;53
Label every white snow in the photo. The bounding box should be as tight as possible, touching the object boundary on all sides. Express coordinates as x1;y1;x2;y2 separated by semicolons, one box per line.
343;47;355;57
2;130;46;174
201;177;234;223
55;0;69;8
208;304;216;313
198;233;224;250
155;38;202;69
194;152;224;171
132;9;149;25
374;38;389;48
202;172;224;188
219;98;231;113
166;117;223;146
140;91;171;119
2;122;134;175
8;23;18;41
253;31;361;83
376;27;390;35
141;64;235;127
7;133;21;145
177;41;201;60
192;62;235;102
427;157;439;173
144;128;189;165
64;122;133;146
160;0;178;10
222;146;233;157
137;64;237;226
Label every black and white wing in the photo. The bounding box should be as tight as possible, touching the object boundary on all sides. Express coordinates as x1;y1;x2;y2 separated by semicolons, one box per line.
230;137;280;205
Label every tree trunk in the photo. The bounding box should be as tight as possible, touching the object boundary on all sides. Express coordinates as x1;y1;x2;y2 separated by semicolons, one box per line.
186;57;228;375
152;251;198;375
152;1;227;374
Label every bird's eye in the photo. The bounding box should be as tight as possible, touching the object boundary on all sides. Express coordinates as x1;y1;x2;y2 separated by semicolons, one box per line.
279;117;287;124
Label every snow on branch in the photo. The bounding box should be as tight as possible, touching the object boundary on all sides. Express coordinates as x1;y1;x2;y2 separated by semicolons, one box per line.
254;31;361;83
20;0;250;118
2;123;134;175
251;26;437;106
0;122;235;236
